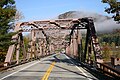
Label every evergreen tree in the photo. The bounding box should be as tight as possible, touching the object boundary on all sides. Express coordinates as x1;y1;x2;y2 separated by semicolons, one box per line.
0;0;16;62
102;0;120;23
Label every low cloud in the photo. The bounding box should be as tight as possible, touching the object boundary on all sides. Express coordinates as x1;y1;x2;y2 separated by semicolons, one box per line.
58;11;120;32
95;19;120;32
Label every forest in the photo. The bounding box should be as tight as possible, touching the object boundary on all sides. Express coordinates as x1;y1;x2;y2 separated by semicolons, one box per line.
98;29;120;61
98;29;120;46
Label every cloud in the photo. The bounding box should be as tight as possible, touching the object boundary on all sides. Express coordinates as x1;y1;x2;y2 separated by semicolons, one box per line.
95;19;120;32
58;11;120;32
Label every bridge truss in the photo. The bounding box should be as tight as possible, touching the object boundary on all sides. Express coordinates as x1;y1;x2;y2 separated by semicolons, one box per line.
4;17;103;66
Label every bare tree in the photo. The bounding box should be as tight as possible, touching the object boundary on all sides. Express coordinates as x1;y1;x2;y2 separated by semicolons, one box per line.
14;10;24;21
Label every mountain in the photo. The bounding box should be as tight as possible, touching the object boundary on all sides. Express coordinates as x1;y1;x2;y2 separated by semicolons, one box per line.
58;11;120;32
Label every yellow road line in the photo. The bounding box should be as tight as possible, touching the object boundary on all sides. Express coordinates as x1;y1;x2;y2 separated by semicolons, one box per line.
41;62;56;80
42;65;52;80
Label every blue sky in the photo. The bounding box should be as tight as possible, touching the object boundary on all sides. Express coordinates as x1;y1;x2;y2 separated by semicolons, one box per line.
15;0;109;21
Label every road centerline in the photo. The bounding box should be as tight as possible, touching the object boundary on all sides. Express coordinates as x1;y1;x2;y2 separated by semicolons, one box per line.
41;61;56;80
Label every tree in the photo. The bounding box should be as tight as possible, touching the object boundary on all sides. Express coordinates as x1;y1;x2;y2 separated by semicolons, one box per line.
102;0;120;23
102;43;111;61
0;0;16;62
14;10;24;21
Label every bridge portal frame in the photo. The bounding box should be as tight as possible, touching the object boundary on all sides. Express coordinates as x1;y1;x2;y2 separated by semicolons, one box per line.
4;17;103;66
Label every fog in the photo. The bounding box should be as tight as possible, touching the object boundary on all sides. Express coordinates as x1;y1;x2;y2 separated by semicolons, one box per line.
58;11;120;32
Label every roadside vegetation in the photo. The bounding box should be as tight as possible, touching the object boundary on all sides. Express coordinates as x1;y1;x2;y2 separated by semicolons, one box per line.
0;0;24;62
98;29;120;61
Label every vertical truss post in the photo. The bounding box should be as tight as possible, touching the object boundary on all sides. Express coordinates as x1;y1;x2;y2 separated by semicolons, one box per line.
82;18;103;66
83;28;90;62
88;19;97;62
40;43;42;57
49;43;54;54
66;45;70;55
31;29;36;58
69;21;80;58
66;33;71;56
4;23;21;66
16;35;20;64
70;38;74;58
88;38;92;64
18;32;27;60
27;41;31;59
77;29;82;60
22;39;27;60
73;31;78;59
51;44;55;53
80;39;83;62
43;40;45;56
41;43;43;57
36;40;41;58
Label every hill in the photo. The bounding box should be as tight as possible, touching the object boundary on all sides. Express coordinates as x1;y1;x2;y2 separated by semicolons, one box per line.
58;11;120;32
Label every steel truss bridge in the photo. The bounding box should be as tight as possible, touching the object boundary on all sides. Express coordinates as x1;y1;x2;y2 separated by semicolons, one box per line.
0;17;120;80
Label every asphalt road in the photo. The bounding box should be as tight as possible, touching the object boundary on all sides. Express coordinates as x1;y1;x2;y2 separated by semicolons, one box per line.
0;53;98;80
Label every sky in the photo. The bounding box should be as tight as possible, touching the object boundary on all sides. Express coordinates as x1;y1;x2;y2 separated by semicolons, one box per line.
15;0;109;21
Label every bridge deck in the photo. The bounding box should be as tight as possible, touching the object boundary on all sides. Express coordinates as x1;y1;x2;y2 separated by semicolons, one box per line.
0;54;98;80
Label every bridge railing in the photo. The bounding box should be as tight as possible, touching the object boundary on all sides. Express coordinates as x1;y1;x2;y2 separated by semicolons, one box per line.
85;59;120;78
0;57;40;71
96;62;120;78
0;53;54;71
